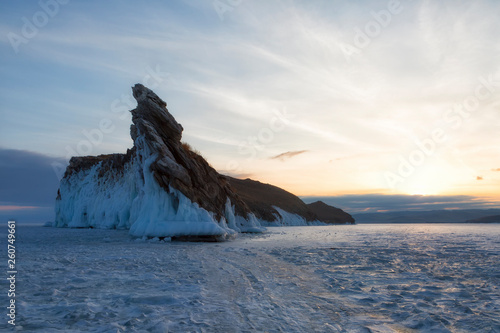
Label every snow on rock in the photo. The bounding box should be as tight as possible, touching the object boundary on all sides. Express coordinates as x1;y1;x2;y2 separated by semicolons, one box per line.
258;206;325;227
227;177;346;226
55;84;265;239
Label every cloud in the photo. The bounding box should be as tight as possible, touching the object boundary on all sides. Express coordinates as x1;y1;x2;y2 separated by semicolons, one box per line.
271;150;308;161
0;148;67;222
492;168;500;172
477;176;483;180
301;194;500;214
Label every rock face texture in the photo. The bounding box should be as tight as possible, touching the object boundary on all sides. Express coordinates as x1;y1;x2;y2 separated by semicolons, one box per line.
129;84;253;224
55;84;355;239
306;201;355;224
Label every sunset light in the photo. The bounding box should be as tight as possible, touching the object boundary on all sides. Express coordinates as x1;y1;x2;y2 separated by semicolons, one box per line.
2;2;500;331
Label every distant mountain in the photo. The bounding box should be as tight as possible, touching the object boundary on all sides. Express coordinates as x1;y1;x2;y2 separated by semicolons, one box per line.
229;178;315;224
228;177;316;222
466;215;500;223
228;179;355;225
306;201;355;224
353;209;500;223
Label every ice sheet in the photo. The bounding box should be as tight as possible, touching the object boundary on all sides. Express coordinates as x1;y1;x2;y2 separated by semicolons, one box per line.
3;223;499;332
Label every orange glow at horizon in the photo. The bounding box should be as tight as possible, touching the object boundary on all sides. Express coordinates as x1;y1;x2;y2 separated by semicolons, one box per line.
0;206;40;211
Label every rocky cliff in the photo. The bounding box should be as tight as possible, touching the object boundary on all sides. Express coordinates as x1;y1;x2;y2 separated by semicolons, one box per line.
55;84;353;239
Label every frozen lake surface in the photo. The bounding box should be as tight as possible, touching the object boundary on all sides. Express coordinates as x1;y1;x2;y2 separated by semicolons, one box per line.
2;224;499;332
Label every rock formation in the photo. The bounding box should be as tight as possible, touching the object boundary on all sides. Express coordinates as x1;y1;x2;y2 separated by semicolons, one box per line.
55;84;354;239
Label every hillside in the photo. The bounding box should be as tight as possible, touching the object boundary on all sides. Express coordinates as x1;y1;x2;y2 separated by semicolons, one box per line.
466;215;500;223
227;178;318;223
307;201;355;224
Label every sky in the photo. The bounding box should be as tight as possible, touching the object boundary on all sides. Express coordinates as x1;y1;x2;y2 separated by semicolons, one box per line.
1;0;500;221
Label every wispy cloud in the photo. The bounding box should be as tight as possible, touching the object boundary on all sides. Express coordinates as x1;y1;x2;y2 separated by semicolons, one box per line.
271;150;309;161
